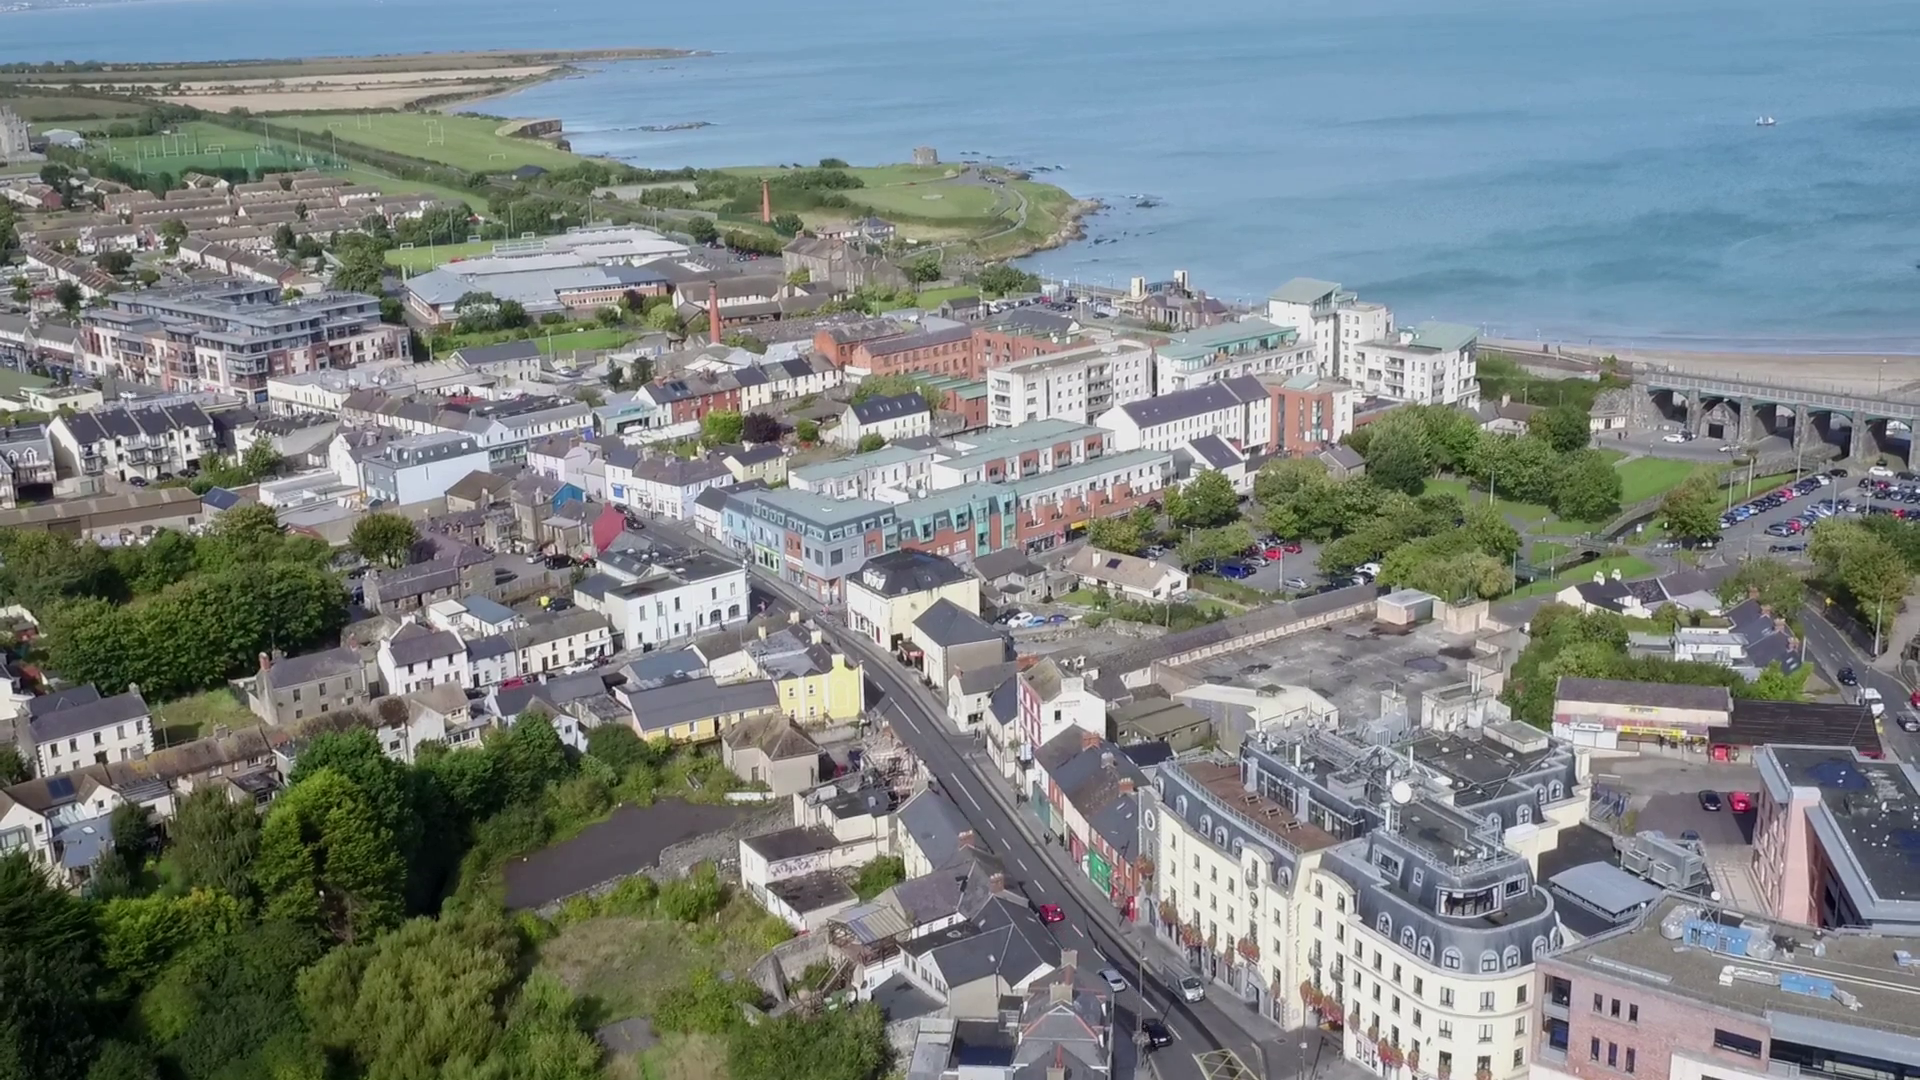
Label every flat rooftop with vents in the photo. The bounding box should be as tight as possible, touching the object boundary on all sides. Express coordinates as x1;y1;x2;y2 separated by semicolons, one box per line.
1757;746;1920;930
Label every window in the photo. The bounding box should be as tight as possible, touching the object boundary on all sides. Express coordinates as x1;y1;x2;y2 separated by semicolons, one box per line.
1414;976;1423;996
1514;1017;1526;1037
1593;993;1604;1013
1438;1021;1453;1041
1442;948;1462;970
1314;910;1322;929
1625;1049;1636;1074
1377;912;1392;935
1607;1043;1618;1068
1400;927;1415;950
1479;991;1495;1012
1315;882;1324;900
1477;1024;1493;1044
1503;946;1521;970
1517;804;1533;824
1411;868;1424;891
1336;895;1346;913
1627;1003;1637;1023
1610;999;1620;1019
1391;996;1401;1016
1516;984;1528;1007
1439;988;1455;1008
1419;938;1434;962
1480;951;1499;973
1393;963;1402;985
1514;1049;1526;1070
1413;1008;1423;1029
1712;1030;1763;1058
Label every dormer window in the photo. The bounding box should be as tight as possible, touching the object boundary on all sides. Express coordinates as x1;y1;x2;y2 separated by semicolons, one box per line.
1377;912;1392;936
1502;946;1521;970
1480;951;1499;973
1400;927;1416;950
1441;947;1460;970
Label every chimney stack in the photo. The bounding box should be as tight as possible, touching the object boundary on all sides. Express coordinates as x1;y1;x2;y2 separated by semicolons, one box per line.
957;829;976;848
760;179;772;224
1118;777;1135;795
708;283;723;346
988;872;1006;893
258;651;271;673
1080;729;1102;751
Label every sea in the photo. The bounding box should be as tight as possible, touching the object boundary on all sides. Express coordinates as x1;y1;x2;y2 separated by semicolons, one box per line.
7;0;1920;353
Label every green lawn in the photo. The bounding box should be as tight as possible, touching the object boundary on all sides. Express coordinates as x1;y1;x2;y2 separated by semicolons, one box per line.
94;119;478;206
1512;555;1656;599
535;327;633;354
270;112;590;173
1616;457;1722;503
151;689;253;748
916;285;981;307
386;239;499;272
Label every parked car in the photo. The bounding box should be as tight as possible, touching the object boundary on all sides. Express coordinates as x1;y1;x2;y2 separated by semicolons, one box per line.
1862;687;1886;717
1902;714;1920;734
1178;975;1206;1002
1140;1018;1174;1049
1283;576;1310;590
1870;465;1896;478
1032;902;1065;924
1729;791;1754;813
1698;790;1723;811
1218;563;1255;580
1099;968;1128;993
1357;562;1382;577
1680;829;1701;842
1662;433;1688;443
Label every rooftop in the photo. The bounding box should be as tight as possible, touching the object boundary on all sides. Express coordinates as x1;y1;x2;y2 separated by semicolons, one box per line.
851;549;974;598
1760;746;1920;911
1555;676;1732;713
1555;894;1920;1052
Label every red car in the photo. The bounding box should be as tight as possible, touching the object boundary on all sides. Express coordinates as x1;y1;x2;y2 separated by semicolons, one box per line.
1262;546;1287;560
1908;690;1920;707
1283;542;1303;554
1034;903;1065;924
1729;791;1754;813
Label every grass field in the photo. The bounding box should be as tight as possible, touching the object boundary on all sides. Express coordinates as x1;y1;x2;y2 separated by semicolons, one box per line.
1513;555;1656;599
535;894;780;1027
1617;457;1723;503
535;328;633;354
272;111;589;173
386;239;498;271
915;285;980;307
89;119;477;206
151;689;253;748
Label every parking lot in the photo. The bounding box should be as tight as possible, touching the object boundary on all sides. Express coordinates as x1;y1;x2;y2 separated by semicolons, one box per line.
1601;756;1767;909
1169;536;1337;597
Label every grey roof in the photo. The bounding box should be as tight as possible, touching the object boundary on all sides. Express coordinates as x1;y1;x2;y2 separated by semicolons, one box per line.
1116;375;1266;427
905;894;1059;986
741;824;840;861
630;456;731;487
28;687;149;744
494;672;609;718
1186;434;1242;470
858;324;974;358
896;789;974;870
462;596;519;625
850;392;930;425
467;633;515;661
451;340;541;366
60;402;214;446
694;479;765;511
955;660;1018;695
725;443;784;466
855;549;973;598
201;487;245;511
1267;277;1341;304
971;547;1041;581
27;684;100;718
626;676;778;734
1546;861;1664;918
384;622;465;667
619;647;709;689
912;598;1004;648
263;646;360;688
1318;444;1366;469
1553;676;1732;712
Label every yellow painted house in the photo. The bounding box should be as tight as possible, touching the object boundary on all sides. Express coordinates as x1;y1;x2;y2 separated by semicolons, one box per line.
619;674;781;744
742;624;865;724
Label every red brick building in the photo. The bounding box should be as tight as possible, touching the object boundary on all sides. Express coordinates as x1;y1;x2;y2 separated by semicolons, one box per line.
1263;374;1359;456
851;323;978;380
813;318;912;368
974;326;1075;373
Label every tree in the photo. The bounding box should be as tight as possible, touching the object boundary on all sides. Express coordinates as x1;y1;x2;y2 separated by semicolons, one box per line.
1810;520;1911;631
687;216;720;244
771;212;804;237
743;412;785;444
158;218;188;255
0;852;99;1080
1716;558;1801;617
701;409;746;446
728;1003;890;1080
795;418;820;444
95;250;134;276
856;433;887;453
976;264;1039;297
851;855;906;901
1177;522;1255;568
110;801;156;876
1661;475;1724;542
1171;470;1240;529
904;254;941;285
605;362;625;391
786;267;811;285
272;223;297;253
1362;419;1433;496
723;331;769;354
491;715;573;806
0;744;26;786
168;788;262;899
97;889;245;987
137;918;327;1079
1530;403;1593;453
85;1041;161;1080
349;512;418;569
1552;450;1623;524
1471;431;1559;506
54;281;82;314
1744;662;1809;702
1252;457;1327;507
253;768;406;943
39;162;72;191
135;268;160;287
644;303;683;333
1087;516;1145;556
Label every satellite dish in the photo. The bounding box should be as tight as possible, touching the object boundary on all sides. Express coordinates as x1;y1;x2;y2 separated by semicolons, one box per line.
1390;781;1414;805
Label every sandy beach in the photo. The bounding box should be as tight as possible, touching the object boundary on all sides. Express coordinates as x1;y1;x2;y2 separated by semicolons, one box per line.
1488;339;1920;396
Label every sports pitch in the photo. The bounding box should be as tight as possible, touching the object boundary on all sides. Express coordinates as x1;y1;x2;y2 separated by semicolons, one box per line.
267;112;589;173
98;120;350;175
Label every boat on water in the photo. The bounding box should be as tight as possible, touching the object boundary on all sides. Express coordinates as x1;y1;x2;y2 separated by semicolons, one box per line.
1755;116;1777;126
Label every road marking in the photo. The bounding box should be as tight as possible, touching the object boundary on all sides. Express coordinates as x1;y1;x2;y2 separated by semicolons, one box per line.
1017;856;1031;873
958;783;983;811
1074;925;1087;940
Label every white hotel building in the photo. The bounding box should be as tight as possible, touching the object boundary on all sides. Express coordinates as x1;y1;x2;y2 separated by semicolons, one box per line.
985;339;1154;427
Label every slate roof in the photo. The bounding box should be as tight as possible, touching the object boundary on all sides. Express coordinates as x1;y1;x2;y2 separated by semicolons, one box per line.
61;402;213;445
741;824;840;861
626;676;777;734
896;788;975;870
725;443;784;466
912;598;1003;648
1185;434;1242;470
1267;277;1342;304
955;660;1018;696
858;324;974;358
263;646;360;688
630;456;731;487
903;894;1059;987
1318;444;1365;470
1115;375;1265;427
850;392;929;425
28;686;149;744
854;549;972;598
1046;738;1147;859
722;712;820;760
972;547;1042;581
384;621;464;666
493;672;609;718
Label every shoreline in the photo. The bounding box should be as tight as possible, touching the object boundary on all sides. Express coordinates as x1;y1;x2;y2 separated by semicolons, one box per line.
1489;339;1920;390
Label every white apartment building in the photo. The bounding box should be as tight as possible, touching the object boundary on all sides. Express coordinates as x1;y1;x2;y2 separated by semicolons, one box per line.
925;419;1113;491
1352;323;1481;408
356;431;491;506
1155;318;1319;393
1096;375;1271;454
1265;278;1395;382
1145;726;1586;1080
377;620;472;696
49;402;217;486
514;609;614;675
605;448;732;522
789;443;936;501
574;553;749;651
986;339;1154;427
24;685;153;777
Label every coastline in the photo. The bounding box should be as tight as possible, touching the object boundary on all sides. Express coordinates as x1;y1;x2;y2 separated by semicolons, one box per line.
1490;339;1920;391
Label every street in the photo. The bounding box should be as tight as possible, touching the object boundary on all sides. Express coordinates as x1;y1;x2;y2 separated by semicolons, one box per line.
1798;603;1917;762
632;514;1346;1080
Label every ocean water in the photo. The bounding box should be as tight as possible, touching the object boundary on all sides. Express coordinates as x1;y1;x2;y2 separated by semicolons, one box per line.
7;0;1920;351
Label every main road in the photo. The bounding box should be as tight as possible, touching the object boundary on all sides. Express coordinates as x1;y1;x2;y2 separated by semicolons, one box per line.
629;515;1341;1080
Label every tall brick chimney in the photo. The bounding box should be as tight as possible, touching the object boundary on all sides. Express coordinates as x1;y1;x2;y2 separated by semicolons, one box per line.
708;282;723;345
760;179;772;224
